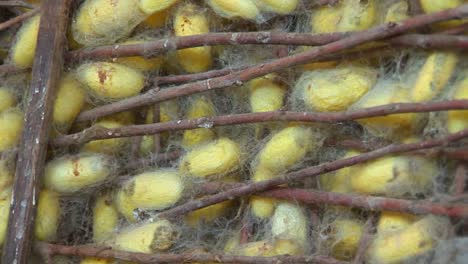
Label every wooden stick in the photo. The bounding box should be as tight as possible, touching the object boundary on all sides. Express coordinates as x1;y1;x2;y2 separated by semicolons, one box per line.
74;5;468;122
0;7;39;31
53;100;468;147
1;1;72;263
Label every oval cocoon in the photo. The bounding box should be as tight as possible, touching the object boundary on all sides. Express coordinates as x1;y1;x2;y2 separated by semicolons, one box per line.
10;15;40;69
53;74;86;132
35;189;60;241
139;0;178;14
377;211;417;235
82;120;127;154
180;138;241;178
0;87;16;113
76;62;145;100
338;0;376;31
93;192;119;242
182;96;216;148
295;65;377;112
206;0;260;20
328;218;363;260
249;74;286;113
0;188;11;247
271;202;308;247
254;0;299;14
115;169;183;221
0;108;24;152
44;153;111;193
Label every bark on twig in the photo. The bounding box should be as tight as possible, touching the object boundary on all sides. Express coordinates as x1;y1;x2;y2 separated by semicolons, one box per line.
0;0;34;8
0;7;39;31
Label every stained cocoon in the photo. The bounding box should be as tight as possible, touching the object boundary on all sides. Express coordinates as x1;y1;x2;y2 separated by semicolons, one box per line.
44;153;112;193
9;15;40;69
76;62;145;100
115;169;184;222
72;0;145;46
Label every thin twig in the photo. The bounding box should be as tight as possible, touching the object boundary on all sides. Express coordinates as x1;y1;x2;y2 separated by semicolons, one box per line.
454;164;467;195
0;63;28;74
74;5;468;122
352;215;377;264
53;100;468;147
0;0;34;8
1;1;72;264
440;22;468;34
0;7;39;31
155;130;468;219
34;242;348;264
152;87;161;155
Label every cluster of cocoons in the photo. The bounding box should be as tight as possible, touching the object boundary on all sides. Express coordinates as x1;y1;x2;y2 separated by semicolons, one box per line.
0;0;466;263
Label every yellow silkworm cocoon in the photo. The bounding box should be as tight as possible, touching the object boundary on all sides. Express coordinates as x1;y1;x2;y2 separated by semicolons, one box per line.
369;216;449;264
186;199;234;226
273;239;303;255
411;52;458;102
174;3;212;73
356;81;421;139
235;240;275;257
115;169;183;222
384;0;409;23
420;0;465;28
250;164;277;218
377;211;417;235
35;189;60;241
139;0;178;14
295;65;377;112
82;120;127;154
182;96;216;148
249;74;286;113
329;218;364;260
101;110;136;125
93;192;118;242
76;62;145;100
338;0;376;31
80;258;112;264
271;202;308;247
109;219;178;253
10;15;40;69
0;108;24;152
44;153;111;194
319;150;360;193
256;126;314;173
224;232;241;253
310;2;343;33
180;137;241;178
53;74;86;133
142;8;170;28
448;76;468;133
0;87;16;113
350;155;437;197
72;0;145;46
206;0;260;20
0;188;11;247
0;159;13;191
254;0;299;14
115;39;164;72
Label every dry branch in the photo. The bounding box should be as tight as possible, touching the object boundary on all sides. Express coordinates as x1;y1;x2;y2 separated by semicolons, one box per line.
1;1;71;263
155;129;468;219
0;7;39;31
0;0;33;8
35;242;347;264
75;5;468;122
53;100;468;147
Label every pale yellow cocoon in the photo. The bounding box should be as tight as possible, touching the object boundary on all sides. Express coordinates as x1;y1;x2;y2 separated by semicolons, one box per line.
76;62;145;100
254;0;299;14
384;1;409;23
448;76;468;133
115;39;164;72
93;192;119;242
250;166;276;218
296;65;377;112
273;239;303;255
411;52;458;102
0;188;11;247
0;108;24;152
180;138;241;178
44;153;111;194
139;0;178;14
235;240;275;256
0;87;16;113
338;0;376;31
115;169;183;222
182;96;216;148
310;3;343;34
82;120;127;154
329;219;364;260
350;155;437;197
377;211;417;235
369;216;449;264
80;258;112;264
206;0;260;20
35;189;60;241
10;15;40;69
249;74;286;113
142;8;170;28
319;150;360;193
109;220;178;253
186;199;234;226
174;3;212;73
53;74;86;132
101;110;136;125
271;202;308;247
256;126;314;173
72;0;145;46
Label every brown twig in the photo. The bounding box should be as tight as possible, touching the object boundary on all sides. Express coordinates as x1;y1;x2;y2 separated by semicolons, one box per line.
1;1;72;264
0;0;34;8
151;87;161;155
439;22;468;34
0;63;28;74
34;242;348;264
156;129;468;219
352;215;376;264
53;100;468;147
0;7;39;31
74;5;468;122
454;164;467;195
